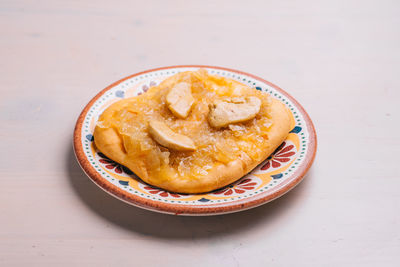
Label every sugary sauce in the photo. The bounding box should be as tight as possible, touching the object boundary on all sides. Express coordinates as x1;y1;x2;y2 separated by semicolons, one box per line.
96;70;273;182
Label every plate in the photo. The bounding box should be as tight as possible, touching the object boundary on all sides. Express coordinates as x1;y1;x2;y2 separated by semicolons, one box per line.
73;65;317;215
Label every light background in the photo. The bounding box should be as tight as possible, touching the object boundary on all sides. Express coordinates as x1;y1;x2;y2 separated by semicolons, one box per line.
1;0;399;266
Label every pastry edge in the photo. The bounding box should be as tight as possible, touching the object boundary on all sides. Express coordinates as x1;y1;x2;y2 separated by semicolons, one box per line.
93;98;293;194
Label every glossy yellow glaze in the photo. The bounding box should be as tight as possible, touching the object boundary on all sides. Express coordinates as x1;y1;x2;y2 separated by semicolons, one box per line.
94;69;291;193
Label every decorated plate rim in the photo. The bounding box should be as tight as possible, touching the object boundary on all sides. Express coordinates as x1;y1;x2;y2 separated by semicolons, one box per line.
73;65;317;215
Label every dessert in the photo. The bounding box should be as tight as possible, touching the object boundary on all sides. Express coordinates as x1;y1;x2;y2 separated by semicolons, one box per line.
93;69;293;193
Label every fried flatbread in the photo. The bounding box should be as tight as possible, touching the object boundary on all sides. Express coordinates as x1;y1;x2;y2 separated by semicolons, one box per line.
94;70;293;193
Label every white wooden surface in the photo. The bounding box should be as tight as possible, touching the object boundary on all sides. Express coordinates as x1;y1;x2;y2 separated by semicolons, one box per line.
1;1;399;266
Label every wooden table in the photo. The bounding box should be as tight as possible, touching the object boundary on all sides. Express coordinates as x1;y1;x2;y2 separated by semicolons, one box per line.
1;1;399;266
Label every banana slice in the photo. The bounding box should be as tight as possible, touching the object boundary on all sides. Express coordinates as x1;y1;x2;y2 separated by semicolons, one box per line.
148;120;196;151
208;96;262;128
166;82;194;119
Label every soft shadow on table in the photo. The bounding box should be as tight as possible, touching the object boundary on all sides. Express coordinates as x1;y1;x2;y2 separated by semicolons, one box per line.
67;146;313;240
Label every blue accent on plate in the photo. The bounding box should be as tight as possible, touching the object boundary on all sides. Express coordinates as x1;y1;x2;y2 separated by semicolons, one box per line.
86;134;94;142
290;126;302;134
255;86;262;91
119;180;129;186
115;90;125;98
198;197;210;202
271;173;283;179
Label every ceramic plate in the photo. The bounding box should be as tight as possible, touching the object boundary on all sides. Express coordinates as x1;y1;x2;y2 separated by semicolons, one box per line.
73;65;317;215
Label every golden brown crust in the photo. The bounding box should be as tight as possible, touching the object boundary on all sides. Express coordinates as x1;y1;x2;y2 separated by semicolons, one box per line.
94;97;293;193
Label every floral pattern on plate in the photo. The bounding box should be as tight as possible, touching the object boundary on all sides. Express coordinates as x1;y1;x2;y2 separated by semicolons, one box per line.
260;141;297;171
212;177;261;196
